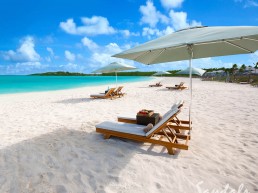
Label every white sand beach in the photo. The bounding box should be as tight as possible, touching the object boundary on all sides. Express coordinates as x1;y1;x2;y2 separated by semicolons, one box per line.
0;77;257;193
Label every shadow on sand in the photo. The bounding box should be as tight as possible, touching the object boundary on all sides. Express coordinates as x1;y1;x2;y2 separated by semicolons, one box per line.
0;128;177;192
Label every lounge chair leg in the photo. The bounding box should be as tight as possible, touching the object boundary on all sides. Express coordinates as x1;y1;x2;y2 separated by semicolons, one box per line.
104;134;111;139
167;147;175;155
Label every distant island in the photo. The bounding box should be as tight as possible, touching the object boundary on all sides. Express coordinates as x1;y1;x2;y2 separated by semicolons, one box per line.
30;70;202;77
30;71;89;76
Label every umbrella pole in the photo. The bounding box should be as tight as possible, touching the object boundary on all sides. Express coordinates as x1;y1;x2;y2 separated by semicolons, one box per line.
115;71;118;88
188;45;193;132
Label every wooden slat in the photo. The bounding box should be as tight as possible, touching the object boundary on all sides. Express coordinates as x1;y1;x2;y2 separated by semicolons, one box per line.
171;119;191;125
167;124;191;130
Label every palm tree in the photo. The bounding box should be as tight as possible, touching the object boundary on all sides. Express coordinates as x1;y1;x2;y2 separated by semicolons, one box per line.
239;64;246;73
232;64;238;70
232;64;238;81
248;65;253;82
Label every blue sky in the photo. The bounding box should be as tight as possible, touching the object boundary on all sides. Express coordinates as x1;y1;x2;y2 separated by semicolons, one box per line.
0;0;258;75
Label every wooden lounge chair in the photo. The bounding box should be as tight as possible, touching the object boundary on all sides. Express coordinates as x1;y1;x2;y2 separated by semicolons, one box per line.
114;86;125;97
90;88;116;99
95;108;190;155
117;100;191;133
149;82;162;87
166;82;188;90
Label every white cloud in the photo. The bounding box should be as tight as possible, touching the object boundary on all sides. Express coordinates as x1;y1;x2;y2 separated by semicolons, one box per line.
234;0;258;7
46;47;54;56
169;10;202;31
45;47;54;62
59;63;78;70
56;62;87;72
120;30;130;37
65;50;76;61
139;1;201;38
105;43;125;56
248;51;258;64
60;16;116;36
1;36;40;62
86;42;135;71
81;37;98;50
192;58;233;69
119;30;140;37
160;0;184;8
162;26;175;35
1;62;47;75
90;43;122;67
60;19;77;34
15;61;42;68
245;0;258;7
76;54;84;60
140;1;169;27
142;27;160;38
45;56;51;62
142;26;174;38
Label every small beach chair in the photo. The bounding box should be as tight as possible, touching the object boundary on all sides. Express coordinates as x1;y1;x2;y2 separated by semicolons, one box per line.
114;86;125;97
95;108;190;155
149;82;162;87
166;82;188;90
90;88;116;99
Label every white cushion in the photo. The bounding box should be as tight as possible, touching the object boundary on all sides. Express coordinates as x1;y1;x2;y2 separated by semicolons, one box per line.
96;121;146;136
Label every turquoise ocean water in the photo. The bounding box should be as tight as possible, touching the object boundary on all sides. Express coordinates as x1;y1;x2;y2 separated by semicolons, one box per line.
0;76;152;94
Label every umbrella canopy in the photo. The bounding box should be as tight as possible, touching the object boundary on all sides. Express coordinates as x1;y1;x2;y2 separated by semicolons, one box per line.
176;67;206;76
113;26;258;128
153;71;171;76
92;62;137;87
113;26;258;64
92;62;137;73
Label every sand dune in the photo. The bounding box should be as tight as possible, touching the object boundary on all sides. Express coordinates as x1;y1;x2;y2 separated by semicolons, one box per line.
0;77;257;193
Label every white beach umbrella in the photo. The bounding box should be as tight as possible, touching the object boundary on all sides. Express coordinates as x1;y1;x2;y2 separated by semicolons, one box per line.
176;67;206;76
153;71;171;76
113;26;258;128
92;62;137;87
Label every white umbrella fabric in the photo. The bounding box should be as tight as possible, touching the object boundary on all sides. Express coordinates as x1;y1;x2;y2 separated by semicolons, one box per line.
92;62;137;87
176;67;206;76
153;71;171;76
113;26;258;128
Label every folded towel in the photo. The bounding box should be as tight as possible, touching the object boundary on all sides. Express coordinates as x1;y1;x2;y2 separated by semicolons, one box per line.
143;123;154;133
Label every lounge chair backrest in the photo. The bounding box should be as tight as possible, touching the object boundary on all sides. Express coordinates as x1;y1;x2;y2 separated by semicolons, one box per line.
117;86;123;92
145;108;179;137
163;104;179;117
106;88;115;96
171;100;184;109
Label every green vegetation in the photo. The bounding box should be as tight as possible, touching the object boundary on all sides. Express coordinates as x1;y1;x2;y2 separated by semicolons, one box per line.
30;70;197;77
202;63;258;86
30;63;258;86
30;71;89;76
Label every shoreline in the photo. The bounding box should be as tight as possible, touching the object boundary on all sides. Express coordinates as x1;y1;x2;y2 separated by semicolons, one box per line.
0;76;154;95
0;77;257;192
